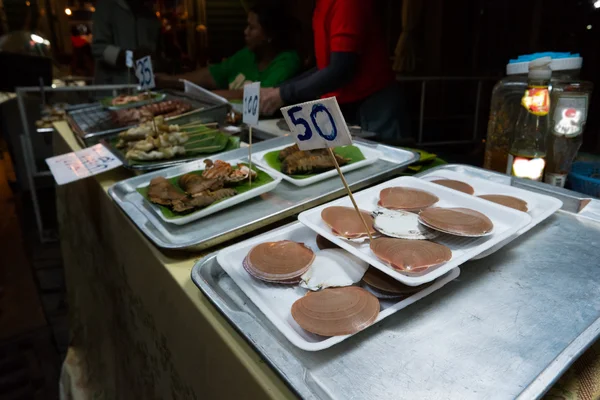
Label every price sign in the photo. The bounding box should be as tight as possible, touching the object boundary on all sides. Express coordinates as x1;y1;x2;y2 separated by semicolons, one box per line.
281;97;352;151
125;50;133;68
135;55;155;90
242;82;260;126
45;144;122;185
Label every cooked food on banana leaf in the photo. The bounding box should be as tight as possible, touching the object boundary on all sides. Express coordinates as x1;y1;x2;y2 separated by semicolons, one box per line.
146;160;257;213
115;119;226;162
147;177;187;206
111;92;153;106
278;144;349;175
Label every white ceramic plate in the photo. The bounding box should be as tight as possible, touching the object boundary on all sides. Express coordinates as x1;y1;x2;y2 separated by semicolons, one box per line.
140;159;282;225
298;176;532;286
216;222;460;351
420;169;563;258
251;143;381;187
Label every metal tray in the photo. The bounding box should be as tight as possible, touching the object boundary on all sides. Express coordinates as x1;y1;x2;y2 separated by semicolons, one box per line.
191;164;600;400
108;136;418;251
70;90;229;147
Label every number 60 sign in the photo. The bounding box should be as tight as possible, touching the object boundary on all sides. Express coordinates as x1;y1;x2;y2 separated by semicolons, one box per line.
281;97;352;150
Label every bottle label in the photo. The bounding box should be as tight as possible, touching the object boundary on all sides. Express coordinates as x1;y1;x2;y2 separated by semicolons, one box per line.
553;95;588;138
521;87;550;116
544;173;567;188
507;154;545;181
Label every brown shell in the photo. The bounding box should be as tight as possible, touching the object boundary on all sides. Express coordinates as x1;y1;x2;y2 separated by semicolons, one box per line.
316;235;339;250
419;207;494;237
370;237;452;273
478;194;528;212
362;267;433;295
291;287;380;336
378;187;439;211
431;179;475;195
244;241;315;283
321;206;376;239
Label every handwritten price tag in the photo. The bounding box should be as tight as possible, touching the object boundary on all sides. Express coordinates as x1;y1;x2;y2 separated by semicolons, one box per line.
135;55;155;90
242;82;260;126
45;144;122;185
281;97;352;151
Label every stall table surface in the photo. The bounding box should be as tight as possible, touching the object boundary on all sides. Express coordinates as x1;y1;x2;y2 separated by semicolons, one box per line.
53;121;600;399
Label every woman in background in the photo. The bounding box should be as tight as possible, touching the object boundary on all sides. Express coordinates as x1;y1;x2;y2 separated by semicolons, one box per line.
157;4;301;100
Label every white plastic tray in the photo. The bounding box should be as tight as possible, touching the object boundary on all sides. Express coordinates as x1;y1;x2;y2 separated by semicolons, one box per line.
252;143;382;187
139;159;282;225
216;222;460;351
298;176;532;286
420;169;563;259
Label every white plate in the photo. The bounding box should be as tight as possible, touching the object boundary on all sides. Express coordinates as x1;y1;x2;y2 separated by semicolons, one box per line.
140;159;282;225
251;143;381;187
421;169;563;259
298;176;532;286
216;222;460;351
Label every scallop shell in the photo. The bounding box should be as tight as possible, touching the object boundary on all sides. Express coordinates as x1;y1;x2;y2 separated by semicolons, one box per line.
370;237;452;273
291;287;380;336
418;207;494;237
378;187;439;211
321;206;376;239
372;208;438;240
431;179;475;195
299;249;369;291
361;267;433;298
316;235;338;250
478;194;528;212
243;241;315;283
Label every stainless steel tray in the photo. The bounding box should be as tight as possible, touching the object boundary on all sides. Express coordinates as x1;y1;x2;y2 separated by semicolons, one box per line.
191;164;600;400
108;136;418;251
70;90;229;147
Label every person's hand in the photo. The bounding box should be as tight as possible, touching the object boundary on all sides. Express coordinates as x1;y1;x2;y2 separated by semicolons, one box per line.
260;87;284;116
155;73;182;89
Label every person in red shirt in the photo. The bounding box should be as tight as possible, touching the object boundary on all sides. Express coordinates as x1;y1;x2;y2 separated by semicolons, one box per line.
260;0;410;144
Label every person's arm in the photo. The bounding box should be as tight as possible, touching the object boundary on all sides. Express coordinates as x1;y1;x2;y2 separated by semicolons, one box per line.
279;52;358;104
278;0;366;104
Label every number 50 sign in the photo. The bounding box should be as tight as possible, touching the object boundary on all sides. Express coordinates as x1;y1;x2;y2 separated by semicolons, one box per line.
281;97;352;150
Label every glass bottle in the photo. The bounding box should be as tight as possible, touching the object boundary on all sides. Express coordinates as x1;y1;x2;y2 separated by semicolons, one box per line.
506;57;551;181
544;80;593;187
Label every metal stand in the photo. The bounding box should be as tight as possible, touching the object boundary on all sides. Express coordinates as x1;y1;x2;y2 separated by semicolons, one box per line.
15;84;136;242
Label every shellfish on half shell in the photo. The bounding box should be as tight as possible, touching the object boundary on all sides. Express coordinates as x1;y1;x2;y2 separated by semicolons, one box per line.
299;249;369;291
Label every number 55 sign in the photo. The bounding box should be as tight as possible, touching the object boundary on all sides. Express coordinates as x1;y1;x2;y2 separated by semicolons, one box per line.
281;97;352;150
135;55;155;90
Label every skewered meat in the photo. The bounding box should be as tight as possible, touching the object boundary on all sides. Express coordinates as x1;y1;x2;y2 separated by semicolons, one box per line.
112;100;191;126
281;152;348;175
147;177;186;206
171;188;237;212
126;146;186;161
111;92;152;105
178;173;224;195
278;144;300;160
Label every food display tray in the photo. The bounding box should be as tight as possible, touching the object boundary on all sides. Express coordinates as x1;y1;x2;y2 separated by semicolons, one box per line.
298;176;532;286
108;136;418;251
69;90;229;147
192;164;600;399
252;143;380;187
101;92;167;110
138;160;281;225
419;168;563;259
216;222;460;351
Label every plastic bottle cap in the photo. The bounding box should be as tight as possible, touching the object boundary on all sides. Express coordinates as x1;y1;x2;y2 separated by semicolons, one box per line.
528;57;552;80
506;55;583;75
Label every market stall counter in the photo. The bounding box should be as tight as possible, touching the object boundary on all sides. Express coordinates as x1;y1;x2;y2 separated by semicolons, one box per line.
54;120;600;399
53;121;296;399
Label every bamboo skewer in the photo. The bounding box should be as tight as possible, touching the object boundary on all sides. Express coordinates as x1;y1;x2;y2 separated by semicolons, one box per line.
327;147;373;241
180;121;219;129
